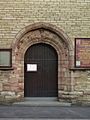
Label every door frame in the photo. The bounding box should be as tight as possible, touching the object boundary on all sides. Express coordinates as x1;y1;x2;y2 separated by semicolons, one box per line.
24;43;58;97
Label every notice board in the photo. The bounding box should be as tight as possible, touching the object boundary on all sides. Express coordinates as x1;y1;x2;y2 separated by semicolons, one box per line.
75;38;90;68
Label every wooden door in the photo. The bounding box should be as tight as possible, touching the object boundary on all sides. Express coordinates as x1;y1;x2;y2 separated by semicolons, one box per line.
24;43;58;97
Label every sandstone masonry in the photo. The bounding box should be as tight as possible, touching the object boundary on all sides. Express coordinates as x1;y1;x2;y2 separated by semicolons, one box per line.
0;0;90;105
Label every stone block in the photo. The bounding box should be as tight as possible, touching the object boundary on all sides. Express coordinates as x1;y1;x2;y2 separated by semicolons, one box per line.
0;95;5;102
3;85;10;91
19;83;24;90
0;83;3;91
1;91;15;96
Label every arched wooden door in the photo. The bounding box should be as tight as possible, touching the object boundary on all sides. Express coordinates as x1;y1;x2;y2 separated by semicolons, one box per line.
24;43;58;97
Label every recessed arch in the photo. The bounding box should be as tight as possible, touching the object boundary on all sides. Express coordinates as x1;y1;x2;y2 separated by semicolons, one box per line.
11;22;73;99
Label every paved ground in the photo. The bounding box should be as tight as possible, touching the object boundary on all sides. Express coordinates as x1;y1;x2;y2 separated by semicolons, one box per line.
0;106;90;119
0;118;90;120
0;119;89;120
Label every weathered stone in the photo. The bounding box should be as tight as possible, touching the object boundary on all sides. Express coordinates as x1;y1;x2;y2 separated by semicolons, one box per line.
10;86;19;92
59;91;83;96
3;85;10;91
0;95;5;102
1;91;15;96
0;83;3;91
19;83;24;90
5;95;15;99
84;90;90;95
16;94;23;101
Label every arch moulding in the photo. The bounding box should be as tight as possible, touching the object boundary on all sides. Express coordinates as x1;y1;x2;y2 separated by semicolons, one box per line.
12;22;73;100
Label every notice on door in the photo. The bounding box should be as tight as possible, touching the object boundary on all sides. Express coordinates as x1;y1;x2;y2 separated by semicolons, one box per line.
27;64;37;71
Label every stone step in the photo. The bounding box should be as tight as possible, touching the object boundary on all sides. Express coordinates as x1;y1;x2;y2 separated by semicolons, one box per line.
13;101;71;107
25;97;57;101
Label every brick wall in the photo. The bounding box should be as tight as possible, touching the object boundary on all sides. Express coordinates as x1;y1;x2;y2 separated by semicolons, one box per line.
0;0;90;104
0;0;90;47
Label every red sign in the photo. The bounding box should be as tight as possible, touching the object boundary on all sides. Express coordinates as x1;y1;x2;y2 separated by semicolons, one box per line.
75;38;90;68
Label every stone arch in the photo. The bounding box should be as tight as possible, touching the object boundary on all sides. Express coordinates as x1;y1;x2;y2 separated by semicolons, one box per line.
12;22;73;50
11;22;73;99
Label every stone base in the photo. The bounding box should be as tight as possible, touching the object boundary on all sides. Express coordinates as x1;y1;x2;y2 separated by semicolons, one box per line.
58;90;90;106
0;94;23;105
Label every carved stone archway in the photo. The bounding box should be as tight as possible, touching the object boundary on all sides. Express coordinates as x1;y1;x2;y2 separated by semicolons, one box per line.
12;22;73;100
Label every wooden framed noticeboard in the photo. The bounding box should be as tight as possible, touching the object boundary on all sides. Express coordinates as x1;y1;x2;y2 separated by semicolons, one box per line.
75;38;90;68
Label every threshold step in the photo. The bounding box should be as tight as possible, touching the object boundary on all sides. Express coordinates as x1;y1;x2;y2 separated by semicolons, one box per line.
13;101;71;107
25;97;57;101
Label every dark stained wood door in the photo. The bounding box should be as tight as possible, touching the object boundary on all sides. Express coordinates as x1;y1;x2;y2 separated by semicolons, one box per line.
24;43;58;97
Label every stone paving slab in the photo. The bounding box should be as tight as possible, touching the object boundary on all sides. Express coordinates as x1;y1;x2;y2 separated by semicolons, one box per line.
13;101;71;107
0;106;90;119
0;118;90;120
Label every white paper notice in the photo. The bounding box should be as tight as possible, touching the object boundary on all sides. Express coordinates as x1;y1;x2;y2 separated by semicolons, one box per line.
27;64;37;71
76;61;80;66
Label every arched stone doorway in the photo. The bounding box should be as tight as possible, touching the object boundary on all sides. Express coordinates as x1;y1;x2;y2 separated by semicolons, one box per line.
24;43;58;97
12;22;73;101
